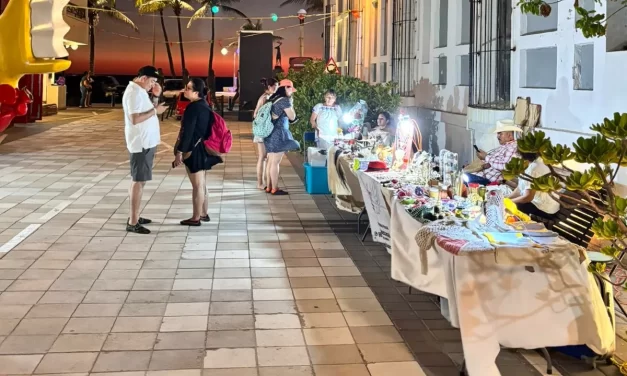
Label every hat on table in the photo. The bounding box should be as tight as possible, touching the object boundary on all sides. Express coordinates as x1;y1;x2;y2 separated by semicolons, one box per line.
365;160;389;172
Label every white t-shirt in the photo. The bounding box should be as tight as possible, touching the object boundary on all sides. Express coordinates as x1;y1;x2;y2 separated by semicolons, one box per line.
123;81;161;153
518;157;560;214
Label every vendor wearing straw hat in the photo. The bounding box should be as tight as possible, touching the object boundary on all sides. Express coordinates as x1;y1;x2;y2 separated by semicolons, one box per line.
466;119;522;185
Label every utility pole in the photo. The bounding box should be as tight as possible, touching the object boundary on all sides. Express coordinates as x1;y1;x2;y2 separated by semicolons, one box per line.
151;15;156;66
298;9;306;57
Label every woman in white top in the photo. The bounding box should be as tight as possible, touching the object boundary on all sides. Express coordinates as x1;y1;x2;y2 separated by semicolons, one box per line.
508;152;560;217
253;78;279;189
310;89;343;149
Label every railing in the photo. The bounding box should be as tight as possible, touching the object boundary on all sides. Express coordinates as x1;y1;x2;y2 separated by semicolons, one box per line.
391;0;416;97
469;0;513;109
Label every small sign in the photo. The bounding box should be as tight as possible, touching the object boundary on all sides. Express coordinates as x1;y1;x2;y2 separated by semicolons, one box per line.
65;2;87;21
325;57;339;74
289;57;313;72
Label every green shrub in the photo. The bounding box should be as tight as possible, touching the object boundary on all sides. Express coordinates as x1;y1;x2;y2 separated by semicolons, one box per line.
281;60;401;149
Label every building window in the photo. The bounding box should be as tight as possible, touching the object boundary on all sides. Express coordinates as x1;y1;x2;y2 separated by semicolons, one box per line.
520;47;558;89
522;6;557;35
381;0;389;56
576;0;595;22
435;56;447;85
458;54;470;86
381;62;388;82
459;0;470;45
371;63;377;82
469;0;511;108
437;0;449;47
421;0;431;64
606;2;627;51
392;0;416;96
574;43;594;90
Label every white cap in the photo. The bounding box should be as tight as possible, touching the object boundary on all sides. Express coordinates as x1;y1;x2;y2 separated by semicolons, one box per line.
493;119;522;133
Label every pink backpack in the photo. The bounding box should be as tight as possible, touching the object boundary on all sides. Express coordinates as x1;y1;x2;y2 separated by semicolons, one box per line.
204;112;232;155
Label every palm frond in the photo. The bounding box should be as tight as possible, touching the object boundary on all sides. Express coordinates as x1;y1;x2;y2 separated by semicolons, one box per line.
105;7;139;31
279;0;306;7
139;0;169;13
186;3;209;27
178;0;195;12
221;5;248;20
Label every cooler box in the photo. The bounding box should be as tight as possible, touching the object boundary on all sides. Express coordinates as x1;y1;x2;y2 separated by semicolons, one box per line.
307;147;327;167
304;163;330;194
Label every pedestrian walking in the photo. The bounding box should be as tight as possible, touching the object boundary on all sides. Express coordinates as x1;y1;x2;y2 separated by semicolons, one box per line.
122;66;168;234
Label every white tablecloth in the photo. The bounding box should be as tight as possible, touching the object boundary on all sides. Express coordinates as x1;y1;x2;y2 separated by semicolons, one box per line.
390;200;615;376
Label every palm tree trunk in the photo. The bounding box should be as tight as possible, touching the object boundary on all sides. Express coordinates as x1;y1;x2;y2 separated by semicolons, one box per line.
88;12;96;73
208;15;217;103
160;10;176;77
176;10;186;76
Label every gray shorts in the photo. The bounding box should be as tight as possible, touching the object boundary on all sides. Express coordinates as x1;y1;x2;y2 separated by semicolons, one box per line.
129;147;156;182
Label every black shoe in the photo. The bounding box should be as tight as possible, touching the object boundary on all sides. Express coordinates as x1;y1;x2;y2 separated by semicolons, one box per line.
138;217;152;225
271;189;289;196
200;215;210;222
126;223;151;234
180;219;202;226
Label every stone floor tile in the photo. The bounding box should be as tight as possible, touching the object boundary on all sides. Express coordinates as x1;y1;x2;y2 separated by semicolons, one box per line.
155;331;207;349
162;316;208;332
73;303;122;317
35;352;99;373
206;330;256;348
165;302;210;316
255;329;305;347
300;313;347;328
103;332;157;350
13;317;69;335
257;346;310;367
343;312;393;327
357;343;415;363
253;301;297;314
50;333;107;352
349;326;403;343
308;344;364;365
149;349;205;370
0;304;32;319
367;361;428;376
202;369;258;376
0;335;57;354
295;300;341;313
203;348;257;368
0;354;43;374
313;364;371;376
92;350;152;372
113;316;163;332
257;366;313;376
208;315;254;330
255;314;301;329
303;328;355;346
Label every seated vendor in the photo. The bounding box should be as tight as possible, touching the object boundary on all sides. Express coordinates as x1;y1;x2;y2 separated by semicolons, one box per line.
466;119;521;185
508;152;560;218
367;112;396;147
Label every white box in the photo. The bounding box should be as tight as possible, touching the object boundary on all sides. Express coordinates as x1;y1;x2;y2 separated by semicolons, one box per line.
307;147;327;167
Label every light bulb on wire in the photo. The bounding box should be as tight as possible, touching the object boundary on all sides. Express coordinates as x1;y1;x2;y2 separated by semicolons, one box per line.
221;47;228;55
211;5;219;13
270;13;278;22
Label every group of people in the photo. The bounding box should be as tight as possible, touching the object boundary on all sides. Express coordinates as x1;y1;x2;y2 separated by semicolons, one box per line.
464;119;560;218
122;66;221;234
252;77;300;195
79;71;94;108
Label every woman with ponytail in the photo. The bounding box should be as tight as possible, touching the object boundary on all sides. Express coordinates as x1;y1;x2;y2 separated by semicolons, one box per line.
252;77;278;189
173;78;222;226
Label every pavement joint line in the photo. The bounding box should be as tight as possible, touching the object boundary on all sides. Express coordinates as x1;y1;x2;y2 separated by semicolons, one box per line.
0;224;41;254
38;200;72;222
69;183;95;199
92;171;112;182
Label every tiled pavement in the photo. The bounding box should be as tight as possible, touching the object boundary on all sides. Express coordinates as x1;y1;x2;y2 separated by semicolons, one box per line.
0;109;620;376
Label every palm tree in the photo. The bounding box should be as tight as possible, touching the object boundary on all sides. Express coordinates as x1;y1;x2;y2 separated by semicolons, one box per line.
241;19;284;42
84;0;138;74
136;0;176;76
187;1;248;94
279;0;323;12
140;0;195;77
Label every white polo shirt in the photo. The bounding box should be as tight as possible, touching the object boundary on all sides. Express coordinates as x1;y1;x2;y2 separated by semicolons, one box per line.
122;81;161;153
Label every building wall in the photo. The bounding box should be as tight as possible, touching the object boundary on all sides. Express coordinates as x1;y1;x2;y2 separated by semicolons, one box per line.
64;0;89;45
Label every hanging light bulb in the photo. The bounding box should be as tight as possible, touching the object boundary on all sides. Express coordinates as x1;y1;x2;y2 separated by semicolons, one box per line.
211;5;219;13
221;47;228;55
70;44;78;50
270;13;278;22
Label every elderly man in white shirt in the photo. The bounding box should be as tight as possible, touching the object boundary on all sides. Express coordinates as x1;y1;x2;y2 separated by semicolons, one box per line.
123;66;168;234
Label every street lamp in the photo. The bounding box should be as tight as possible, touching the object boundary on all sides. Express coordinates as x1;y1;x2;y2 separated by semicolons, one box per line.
221;47;228;55
297;9;306;57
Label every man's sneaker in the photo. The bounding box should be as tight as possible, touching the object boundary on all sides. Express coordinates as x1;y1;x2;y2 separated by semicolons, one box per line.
126;223;151;234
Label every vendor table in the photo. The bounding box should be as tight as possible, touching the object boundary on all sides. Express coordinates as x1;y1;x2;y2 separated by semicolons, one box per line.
333;159;617;376
389;198;615;376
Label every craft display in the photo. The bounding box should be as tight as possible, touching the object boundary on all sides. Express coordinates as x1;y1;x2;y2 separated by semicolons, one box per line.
392;114;423;171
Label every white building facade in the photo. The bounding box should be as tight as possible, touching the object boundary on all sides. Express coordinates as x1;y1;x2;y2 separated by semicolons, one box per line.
324;0;627;179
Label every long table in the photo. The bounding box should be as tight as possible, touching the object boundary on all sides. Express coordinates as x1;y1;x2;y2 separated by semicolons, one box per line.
329;155;616;376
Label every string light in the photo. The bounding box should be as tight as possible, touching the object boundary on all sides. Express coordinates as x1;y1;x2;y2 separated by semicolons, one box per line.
271;13;278;22
211;5;219;14
220;47;228;55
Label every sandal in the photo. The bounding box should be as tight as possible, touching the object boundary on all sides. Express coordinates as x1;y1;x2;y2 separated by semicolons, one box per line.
180;218;201;226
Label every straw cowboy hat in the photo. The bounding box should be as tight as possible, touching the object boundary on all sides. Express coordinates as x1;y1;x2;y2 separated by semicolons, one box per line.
493;119;522;133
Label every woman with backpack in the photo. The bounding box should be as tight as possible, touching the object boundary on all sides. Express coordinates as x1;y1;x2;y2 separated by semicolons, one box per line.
253;78;278;190
173;78;223;226
263;79;300;195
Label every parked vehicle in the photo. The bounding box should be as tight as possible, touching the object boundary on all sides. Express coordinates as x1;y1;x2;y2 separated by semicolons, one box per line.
163;79;184;99
175;91;212;120
93;76;125;106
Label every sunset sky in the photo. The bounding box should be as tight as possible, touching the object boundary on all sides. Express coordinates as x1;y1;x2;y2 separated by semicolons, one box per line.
67;0;324;77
